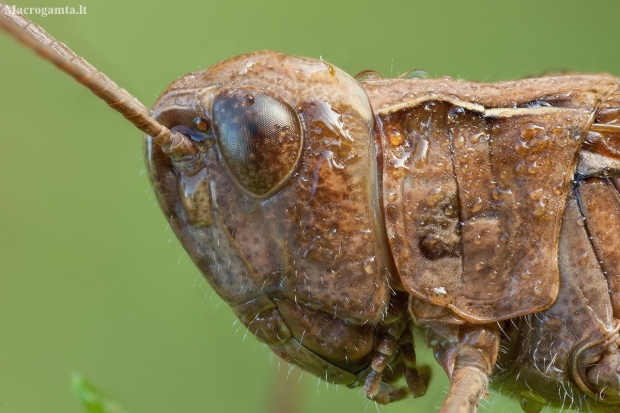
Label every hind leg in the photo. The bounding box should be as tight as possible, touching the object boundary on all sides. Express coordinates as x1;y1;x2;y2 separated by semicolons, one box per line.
423;322;501;413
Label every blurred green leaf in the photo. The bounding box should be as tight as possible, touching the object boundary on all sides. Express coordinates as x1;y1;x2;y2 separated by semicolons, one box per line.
72;373;130;413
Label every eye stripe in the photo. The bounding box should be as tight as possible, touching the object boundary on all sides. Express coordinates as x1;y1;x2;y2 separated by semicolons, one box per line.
170;124;211;143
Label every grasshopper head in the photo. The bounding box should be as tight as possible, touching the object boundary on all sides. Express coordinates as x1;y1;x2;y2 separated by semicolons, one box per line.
145;51;397;384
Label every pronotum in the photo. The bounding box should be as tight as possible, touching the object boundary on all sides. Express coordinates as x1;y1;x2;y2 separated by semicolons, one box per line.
3;3;620;413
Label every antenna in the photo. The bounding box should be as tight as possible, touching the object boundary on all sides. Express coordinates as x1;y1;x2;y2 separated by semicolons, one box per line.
0;2;198;162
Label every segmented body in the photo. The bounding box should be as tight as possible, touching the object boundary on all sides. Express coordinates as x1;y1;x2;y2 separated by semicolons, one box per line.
364;74;620;412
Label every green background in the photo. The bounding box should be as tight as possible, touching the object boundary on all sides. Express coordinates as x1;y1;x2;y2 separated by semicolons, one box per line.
2;1;620;412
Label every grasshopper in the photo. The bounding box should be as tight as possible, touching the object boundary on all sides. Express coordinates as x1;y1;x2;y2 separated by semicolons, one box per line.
3;3;620;412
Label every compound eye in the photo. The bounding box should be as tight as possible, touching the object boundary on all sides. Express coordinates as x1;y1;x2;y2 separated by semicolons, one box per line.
212;88;303;197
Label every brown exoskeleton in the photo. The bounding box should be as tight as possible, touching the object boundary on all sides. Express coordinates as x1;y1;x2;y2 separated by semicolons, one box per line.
3;4;620;412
